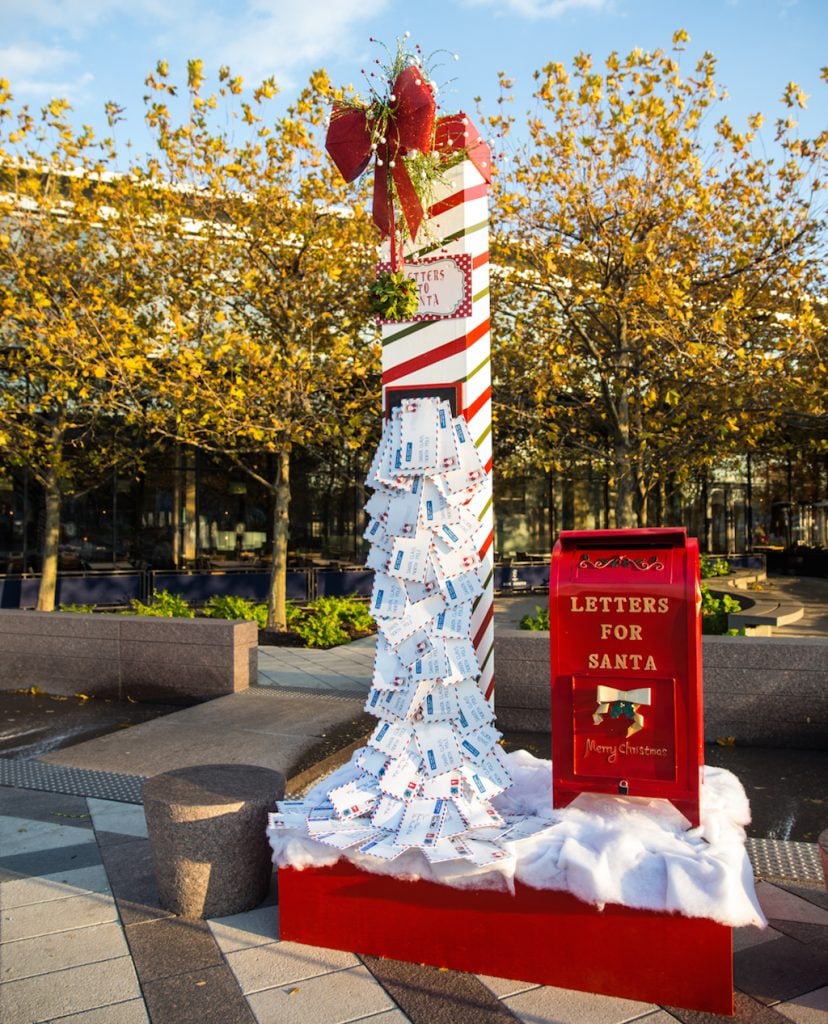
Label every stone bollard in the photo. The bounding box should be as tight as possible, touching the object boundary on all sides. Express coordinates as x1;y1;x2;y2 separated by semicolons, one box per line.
143;763;285;919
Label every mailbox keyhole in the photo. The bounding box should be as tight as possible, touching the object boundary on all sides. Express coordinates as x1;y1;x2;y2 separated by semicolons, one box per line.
618;779;629;795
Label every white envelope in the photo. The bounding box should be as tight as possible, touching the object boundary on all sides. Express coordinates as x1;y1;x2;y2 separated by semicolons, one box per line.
372;639;408;690
481;745;513;790
500;817;557;845
363;686;386;717
445;638;480;680
435;401;459;472
384;477;423;536
464;838;513;866
365;541;391;573
438;798;469;839
369;719;414;758
419;479;451;528
378;680;422;721
398;398;441;473
358;835;407;860
462;762;509;800
365;427;394;489
422;837;469;863
305;801;335;821
387;533;431;581
378;614;420;649
328;779;379;821
370;572;408;617
451;416;487;482
414;721;462;778
420;771;464;799
371;793;407;831
429;601;473;639
409;640;450;684
357;745;389;777
378;745;422;801
458;724;500;765
407;593;446;632
432;537;480;579
314;827;382;850
454;678;493;731
433;508;479;550
363;516;388;547
454;794;505;829
420;684;458;722
405;578;440;603
267;810;306;829
395;796;447;848
441;567;484;605
394;628;433;667
364;490;391;521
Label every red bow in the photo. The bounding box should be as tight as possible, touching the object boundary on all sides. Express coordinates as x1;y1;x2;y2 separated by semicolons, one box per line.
326;66;493;266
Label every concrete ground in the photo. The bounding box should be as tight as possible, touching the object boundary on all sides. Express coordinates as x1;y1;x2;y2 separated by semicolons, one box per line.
1;588;827;1023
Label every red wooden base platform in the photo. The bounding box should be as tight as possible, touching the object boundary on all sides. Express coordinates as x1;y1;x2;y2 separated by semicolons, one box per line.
278;861;733;1015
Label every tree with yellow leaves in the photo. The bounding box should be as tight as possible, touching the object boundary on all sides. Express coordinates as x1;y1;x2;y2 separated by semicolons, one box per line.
138;62;379;629
0;84;153;609
491;32;827;527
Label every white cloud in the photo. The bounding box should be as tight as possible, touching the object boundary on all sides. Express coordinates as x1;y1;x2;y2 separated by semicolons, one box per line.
0;42;96;101
210;0;391;83
462;0;609;16
0;0;171;35
0;42;75;78
1;0;392;92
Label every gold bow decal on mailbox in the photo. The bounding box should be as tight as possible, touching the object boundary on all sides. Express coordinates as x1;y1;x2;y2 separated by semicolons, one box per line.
593;685;652;738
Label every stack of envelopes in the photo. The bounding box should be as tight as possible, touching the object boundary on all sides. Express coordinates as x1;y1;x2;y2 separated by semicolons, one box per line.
272;398;519;867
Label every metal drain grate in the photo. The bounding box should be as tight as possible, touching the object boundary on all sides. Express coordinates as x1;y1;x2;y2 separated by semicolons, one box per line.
746;836;823;885
0;757;146;804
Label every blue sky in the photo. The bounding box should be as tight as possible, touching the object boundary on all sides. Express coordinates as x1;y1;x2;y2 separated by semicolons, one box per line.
1;0;825;164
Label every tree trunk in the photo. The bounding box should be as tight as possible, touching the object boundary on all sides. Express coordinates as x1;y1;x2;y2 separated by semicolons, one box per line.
36;476;61;612
267;449;290;630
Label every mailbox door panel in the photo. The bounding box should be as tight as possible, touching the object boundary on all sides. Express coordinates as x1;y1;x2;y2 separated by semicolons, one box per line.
571;675;678;784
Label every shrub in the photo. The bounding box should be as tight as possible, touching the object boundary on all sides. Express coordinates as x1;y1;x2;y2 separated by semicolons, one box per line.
700;556;731;579
701;584;743;635
58;602;95;613
292;596;375;649
204;594;268;629
519;605;550;631
129;589;195;618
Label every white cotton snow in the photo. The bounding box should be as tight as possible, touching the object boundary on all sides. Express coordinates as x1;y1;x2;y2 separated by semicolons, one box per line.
268;748;766;928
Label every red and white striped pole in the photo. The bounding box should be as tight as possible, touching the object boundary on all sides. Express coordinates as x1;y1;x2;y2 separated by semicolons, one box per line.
380;147;495;702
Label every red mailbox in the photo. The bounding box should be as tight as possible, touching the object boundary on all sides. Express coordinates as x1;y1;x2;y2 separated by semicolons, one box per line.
550;528;703;827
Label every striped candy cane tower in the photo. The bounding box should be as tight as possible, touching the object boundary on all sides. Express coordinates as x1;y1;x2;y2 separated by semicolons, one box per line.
380;143;495;702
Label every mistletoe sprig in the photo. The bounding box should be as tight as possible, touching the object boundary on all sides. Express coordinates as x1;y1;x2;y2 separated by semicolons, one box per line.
369;268;420;320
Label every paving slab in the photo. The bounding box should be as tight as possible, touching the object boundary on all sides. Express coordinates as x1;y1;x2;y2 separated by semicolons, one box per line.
497;982;659;1024
42;1000;150;1024
140;962;256;1024
124;916;225;983
0;955;142;1024
1;920;129;982
244;963;398;1024
1;891;118;942
774;987;828;1024
225;940;361;993
364;956;520;1024
0;815;97;857
0;864;111;908
85;798;148;839
208;904;280;954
